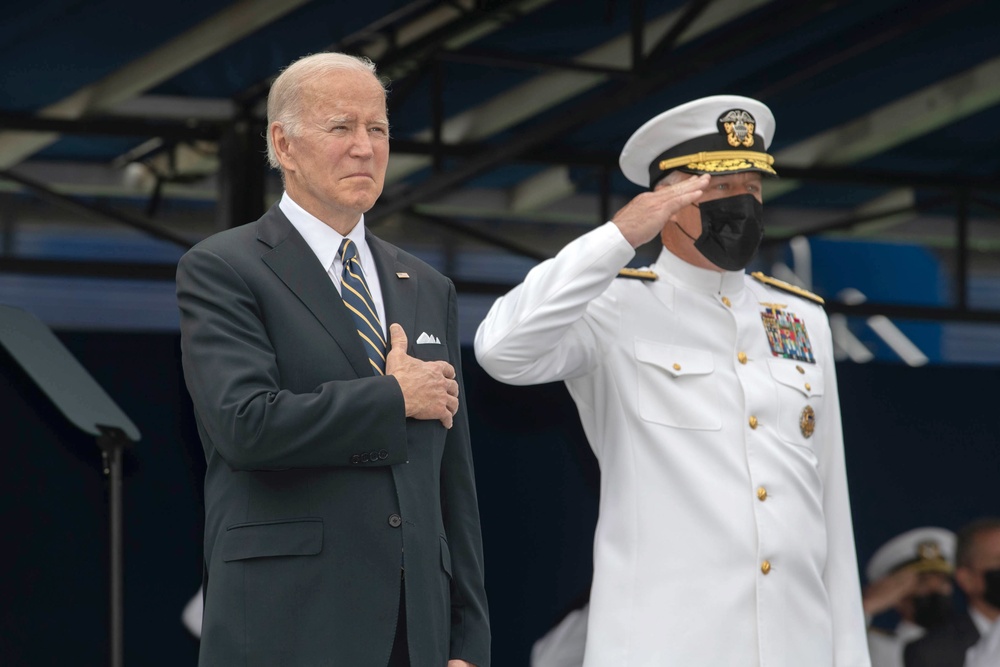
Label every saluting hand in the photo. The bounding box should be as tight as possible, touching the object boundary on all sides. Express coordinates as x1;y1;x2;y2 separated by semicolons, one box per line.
386;324;460;429
612;173;709;248
861;567;920;617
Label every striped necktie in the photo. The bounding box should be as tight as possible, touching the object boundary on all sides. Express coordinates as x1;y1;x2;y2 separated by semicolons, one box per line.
338;238;386;375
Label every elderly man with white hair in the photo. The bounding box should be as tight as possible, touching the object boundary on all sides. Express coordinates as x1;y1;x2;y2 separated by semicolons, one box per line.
177;52;489;667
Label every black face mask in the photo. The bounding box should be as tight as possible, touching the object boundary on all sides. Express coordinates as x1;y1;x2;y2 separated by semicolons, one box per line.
912;592;952;630
983;568;1000;610
682;193;765;271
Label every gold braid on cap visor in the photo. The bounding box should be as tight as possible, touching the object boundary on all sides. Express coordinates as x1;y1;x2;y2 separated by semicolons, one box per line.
658;150;776;175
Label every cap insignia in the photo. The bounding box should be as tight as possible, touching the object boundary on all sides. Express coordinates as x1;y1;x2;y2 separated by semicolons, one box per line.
718;109;756;148
917;541;942;561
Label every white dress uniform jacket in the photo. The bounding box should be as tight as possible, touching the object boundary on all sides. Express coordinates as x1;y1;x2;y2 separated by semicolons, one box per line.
530;603;589;667
475;222;870;667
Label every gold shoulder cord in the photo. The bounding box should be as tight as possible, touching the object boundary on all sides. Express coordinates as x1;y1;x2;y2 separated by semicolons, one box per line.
750;272;824;304
617;268;658;281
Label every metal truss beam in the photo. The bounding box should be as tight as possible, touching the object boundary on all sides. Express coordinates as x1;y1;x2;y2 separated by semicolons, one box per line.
0;113;222;141
749;0;982;100
768;55;1000;200
0;169;194;250
637;0;715;73
822;301;1000;325
773;166;1000;194
0;258;178;281
388;140;1000;195
434;47;632;77
236;0;553;106
366;0;854;223
761;196;956;246
0;0;312;170
383;0;773;186
449;274;1000;324
408;211;548;261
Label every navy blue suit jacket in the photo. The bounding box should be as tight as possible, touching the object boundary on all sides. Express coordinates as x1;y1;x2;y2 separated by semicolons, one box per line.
903;610;980;667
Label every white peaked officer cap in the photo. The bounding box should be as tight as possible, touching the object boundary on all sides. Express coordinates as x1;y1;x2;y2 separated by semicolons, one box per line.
619;94;777;188
865;526;957;583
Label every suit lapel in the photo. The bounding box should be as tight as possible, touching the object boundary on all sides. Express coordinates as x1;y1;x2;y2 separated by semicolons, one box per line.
367;231;418;354
258;205;372;378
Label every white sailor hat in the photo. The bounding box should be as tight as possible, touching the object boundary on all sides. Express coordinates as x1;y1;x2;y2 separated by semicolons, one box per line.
619;94;777;188
865;527;956;583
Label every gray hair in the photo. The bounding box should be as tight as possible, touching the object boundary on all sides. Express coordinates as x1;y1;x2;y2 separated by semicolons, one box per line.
265;52;387;170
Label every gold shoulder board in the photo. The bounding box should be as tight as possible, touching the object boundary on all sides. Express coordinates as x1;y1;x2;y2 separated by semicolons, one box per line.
617;268;658;281
750;271;824;304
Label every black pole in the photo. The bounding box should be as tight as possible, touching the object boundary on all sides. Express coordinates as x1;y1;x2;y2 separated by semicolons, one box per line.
97;425;129;667
630;0;644;71
431;60;445;173
599;165;612;225
957;191;969;311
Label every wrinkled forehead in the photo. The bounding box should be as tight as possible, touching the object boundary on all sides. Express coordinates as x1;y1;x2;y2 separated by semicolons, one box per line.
301;70;386;111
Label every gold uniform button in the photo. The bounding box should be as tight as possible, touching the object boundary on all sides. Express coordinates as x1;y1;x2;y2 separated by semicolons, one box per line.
805;382;812;391
721;296;732;307
748;416;759;429
757;487;768;501
796;365;805;374
672;363;681;371
761;560;772;575
737;351;748;365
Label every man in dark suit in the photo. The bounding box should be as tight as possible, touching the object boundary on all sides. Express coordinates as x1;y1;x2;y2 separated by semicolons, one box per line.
904;518;1000;667
177;52;490;667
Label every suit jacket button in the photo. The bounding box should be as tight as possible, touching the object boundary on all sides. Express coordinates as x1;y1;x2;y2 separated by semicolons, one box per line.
361;452;370;463
369;450;379;461
388;514;402;528
378;449;389;460
350;454;360;464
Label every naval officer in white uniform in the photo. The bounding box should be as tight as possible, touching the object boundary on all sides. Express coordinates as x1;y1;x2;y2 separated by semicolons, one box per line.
863;527;956;667
474;95;870;667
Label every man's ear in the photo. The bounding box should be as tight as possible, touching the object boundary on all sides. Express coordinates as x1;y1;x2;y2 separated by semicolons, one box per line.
954;565;980;596
271;123;295;173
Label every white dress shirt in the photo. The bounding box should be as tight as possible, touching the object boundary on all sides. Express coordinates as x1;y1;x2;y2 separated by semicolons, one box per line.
965;609;1000;667
279;192;387;338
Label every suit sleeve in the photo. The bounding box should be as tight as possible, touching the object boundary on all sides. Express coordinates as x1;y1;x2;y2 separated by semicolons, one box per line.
474;222;634;385
177;245;408;470
814;312;872;667
439;280;492;666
